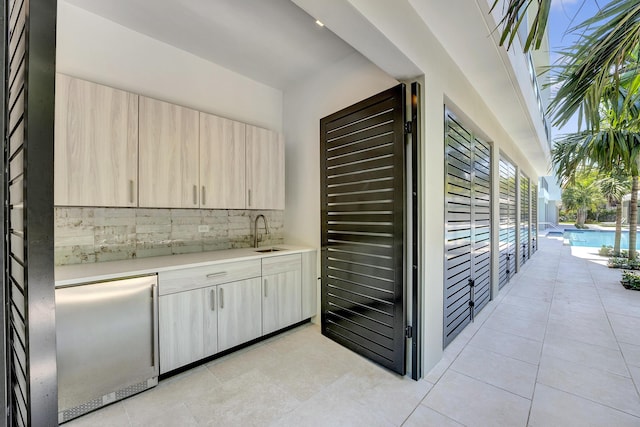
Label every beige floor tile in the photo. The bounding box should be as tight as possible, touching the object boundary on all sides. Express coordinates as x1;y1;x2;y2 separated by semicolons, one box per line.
450;345;538;398
482;311;547;342
529;383;640;427
545;318;618;349
186;369;301;426
424;353;454;384
64;402;130;427
542;334;629;377
609;313;640;345
537;355;640;416
272;391;393;427
620;342;640;368
423;370;530;427
205;342;280;383
126;402;198;427
629;365;640;389
550;298;605;316
493;299;549;321
124;366;220;412
468;327;542;365
500;294;551;311
402;405;464;427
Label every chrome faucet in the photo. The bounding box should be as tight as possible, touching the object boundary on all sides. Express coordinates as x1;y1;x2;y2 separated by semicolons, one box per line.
254;214;270;248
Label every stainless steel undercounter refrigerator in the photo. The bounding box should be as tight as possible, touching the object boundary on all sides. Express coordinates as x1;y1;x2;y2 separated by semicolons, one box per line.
56;274;158;423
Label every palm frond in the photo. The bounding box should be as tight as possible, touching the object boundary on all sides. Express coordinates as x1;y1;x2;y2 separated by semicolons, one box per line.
490;0;551;51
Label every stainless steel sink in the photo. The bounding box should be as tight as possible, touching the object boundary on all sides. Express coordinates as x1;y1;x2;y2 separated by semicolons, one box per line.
254;248;283;253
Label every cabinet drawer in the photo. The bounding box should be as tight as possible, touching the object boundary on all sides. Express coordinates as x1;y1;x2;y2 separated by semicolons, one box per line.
159;259;261;295
261;253;302;275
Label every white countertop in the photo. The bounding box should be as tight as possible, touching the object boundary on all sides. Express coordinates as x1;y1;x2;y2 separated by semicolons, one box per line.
55;245;316;287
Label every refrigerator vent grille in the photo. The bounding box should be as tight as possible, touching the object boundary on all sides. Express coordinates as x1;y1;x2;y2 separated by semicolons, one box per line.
58;378;157;423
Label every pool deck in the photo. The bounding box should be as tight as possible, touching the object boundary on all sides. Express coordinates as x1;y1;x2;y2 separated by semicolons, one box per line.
422;235;640;426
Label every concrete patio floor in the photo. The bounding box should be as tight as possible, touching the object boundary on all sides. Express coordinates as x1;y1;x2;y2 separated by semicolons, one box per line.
67;235;640;426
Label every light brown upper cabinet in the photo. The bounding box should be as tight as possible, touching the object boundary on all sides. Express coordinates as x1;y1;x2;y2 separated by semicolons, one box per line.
55;74;138;207
246;125;285;210
139;96;200;208
199;113;246;209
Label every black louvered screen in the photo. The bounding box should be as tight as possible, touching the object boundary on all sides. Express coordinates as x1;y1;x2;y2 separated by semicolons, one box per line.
472;137;491;314
520;174;530;264
531;184;538;253
4;0;57;425
320;84;406;375
498;156;516;289
444;111;492;347
520;174;530;263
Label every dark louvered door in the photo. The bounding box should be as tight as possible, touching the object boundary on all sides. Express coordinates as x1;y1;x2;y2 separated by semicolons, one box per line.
472;137;491;314
531;184;538;253
3;0;58;425
520;174;530;264
444;112;492;347
498;156;516;289
320;84;406;375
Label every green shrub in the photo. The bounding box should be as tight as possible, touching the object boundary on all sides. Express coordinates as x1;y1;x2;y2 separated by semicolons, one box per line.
608;257;629;269
599;245;613;256
621;271;640;290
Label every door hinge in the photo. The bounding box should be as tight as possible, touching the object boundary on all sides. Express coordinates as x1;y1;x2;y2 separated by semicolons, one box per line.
404;121;412;134
469;300;475;308
405;325;413;338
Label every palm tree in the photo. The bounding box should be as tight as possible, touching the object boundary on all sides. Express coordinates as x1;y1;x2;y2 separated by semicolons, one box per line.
491;0;640;130
561;178;603;227
598;173;631;255
552;126;640;258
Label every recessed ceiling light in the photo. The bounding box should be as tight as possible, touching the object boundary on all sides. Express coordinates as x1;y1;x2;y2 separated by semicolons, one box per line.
315;20;324;27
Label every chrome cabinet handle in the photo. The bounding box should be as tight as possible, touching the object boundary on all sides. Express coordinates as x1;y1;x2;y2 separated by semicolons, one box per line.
219;287;224;309
202;186;206;206
248;189;252;207
264;279;268;297
206;272;227;279
129;180;135;204
210;289;215;311
193;185;197;205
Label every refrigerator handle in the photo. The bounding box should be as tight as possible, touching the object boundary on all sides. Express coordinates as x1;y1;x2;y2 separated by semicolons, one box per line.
151;283;157;368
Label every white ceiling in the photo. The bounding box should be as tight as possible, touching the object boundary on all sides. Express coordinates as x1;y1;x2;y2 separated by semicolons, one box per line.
61;0;356;90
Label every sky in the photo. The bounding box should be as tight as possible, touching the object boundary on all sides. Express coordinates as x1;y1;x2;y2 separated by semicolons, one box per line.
547;0;611;136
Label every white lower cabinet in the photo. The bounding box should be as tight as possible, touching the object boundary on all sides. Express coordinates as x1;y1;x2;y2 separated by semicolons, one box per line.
158;251;316;374
159;288;205;373
262;254;302;335
217;277;262;352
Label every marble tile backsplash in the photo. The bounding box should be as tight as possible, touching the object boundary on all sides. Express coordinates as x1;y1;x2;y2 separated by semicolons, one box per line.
55;208;284;266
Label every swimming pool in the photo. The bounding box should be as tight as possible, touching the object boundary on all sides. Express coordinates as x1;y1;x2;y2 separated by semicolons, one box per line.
564;229;640;248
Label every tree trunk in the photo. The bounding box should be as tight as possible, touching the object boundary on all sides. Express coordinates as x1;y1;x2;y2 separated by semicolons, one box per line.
629;175;639;260
577;208;586;227
614;201;622;256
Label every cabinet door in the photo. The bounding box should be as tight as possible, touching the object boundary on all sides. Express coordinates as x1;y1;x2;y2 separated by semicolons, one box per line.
203;286;218;356
55;74;138;206
159;289;204;374
262;254;302;335
262;269;302;335
139;96;199;208
200;113;246;208
217;277;262;352
246;125;284;209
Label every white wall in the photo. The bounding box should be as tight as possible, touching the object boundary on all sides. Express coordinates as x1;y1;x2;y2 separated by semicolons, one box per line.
56;2;283;132
283;52;398;248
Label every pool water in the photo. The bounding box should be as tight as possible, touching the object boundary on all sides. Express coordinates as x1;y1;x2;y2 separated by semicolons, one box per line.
564;229;640;249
